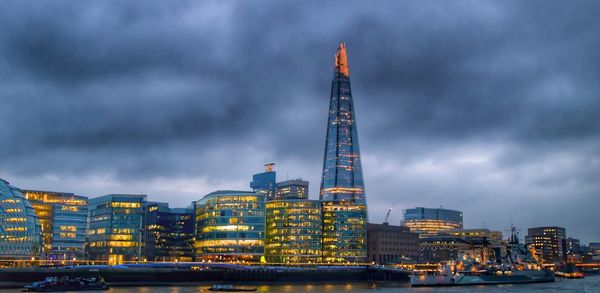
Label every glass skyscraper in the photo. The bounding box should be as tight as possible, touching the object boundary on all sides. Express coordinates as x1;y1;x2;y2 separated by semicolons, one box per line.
0;179;42;260
22;190;88;260
320;42;368;263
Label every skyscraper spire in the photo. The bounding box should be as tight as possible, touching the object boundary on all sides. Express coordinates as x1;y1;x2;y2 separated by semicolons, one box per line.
320;41;365;204
320;42;368;263
334;42;349;77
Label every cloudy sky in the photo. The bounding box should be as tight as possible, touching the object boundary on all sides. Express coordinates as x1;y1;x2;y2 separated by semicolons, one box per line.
1;1;599;243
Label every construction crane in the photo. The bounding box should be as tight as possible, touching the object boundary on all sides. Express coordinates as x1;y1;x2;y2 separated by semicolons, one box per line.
383;208;392;225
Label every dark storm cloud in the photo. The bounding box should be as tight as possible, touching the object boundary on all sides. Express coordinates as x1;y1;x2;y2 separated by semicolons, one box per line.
0;1;599;242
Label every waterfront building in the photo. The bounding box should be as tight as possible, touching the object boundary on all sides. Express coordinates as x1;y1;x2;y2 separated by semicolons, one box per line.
87;194;146;264
194;190;265;262
250;164;277;201
275;179;308;200
143;202;194;262
22;190;88;260
402;207;463;238
367;223;419;264
525;226;566;265
319;42;368;263
566;237;582;255
265;199;322;263
419;229;504;263
0;179;42;259
589;242;600;255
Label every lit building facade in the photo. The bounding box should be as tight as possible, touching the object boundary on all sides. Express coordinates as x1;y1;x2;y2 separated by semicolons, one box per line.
319;42;368;263
143;202;194;262
250;164;277;201
22;190;88;260
0;179;42;259
403;207;463;238
367;223;419;264
589;242;600;255
525;226;566;265
87;194;146;264
194;191;265;262
275;179;308;200
265;199;322;263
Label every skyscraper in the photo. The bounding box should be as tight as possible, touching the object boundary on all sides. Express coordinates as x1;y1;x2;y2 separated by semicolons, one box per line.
320;42;368;263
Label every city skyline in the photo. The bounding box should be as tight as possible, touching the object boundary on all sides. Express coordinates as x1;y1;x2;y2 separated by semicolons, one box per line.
1;1;599;244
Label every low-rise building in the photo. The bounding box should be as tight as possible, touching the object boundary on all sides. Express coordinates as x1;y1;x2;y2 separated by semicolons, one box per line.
367;223;419;264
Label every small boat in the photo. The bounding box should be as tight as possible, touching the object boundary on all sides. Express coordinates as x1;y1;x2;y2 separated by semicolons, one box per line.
22;276;109;292
207;284;257;292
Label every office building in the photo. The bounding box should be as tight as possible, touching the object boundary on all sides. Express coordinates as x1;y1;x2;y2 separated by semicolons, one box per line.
367;223;419;264
275;179;308;200
87;194;146;264
403;207;463;238
144;202;194;262
525;226;566;265
589;242;600;255
265;199;322;263
566;237;582;255
250;164;277;201
22;190;88;260
194;190;265;262
0;179;42;259
320;42;368;263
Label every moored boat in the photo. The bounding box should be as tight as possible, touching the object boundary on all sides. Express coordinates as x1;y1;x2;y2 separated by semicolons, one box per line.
22;276;109;292
207;284;257;292
411;226;555;287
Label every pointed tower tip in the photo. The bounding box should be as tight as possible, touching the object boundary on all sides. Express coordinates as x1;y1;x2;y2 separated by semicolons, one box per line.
335;41;349;77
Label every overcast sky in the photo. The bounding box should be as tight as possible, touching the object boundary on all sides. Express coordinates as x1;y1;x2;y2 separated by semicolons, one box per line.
1;1;599;243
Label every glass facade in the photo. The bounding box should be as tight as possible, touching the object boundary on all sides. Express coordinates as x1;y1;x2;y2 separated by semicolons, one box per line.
319;42;368;263
265;199;322;263
87;194;146;264
403;207;463;238
194;191;265;262
22;190;88;260
144;202;194;262
275;179;309;200
0;179;41;259
322;202;367;263
250;164;277;201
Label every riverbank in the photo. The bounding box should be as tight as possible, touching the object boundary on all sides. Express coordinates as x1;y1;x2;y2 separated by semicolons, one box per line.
0;266;410;289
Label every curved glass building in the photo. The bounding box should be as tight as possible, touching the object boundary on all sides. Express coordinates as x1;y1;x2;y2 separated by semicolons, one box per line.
0;179;42;259
194;191;265;262
403;207;463;238
265;199;322;264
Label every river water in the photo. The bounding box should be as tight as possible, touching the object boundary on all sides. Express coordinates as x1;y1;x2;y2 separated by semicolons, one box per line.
5;276;599;292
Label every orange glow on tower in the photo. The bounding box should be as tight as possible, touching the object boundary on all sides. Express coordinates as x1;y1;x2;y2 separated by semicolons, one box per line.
335;42;349;77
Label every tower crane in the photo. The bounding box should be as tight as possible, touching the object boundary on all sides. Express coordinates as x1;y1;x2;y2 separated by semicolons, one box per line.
383;208;392;225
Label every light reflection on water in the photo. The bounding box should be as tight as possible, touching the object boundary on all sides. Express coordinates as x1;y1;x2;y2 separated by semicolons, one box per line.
3;276;599;293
